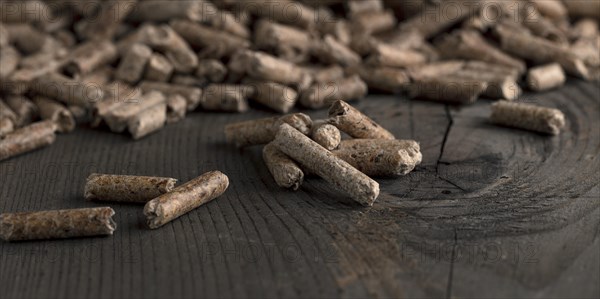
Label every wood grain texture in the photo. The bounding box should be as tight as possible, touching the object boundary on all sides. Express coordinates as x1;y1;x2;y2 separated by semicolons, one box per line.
0;80;598;298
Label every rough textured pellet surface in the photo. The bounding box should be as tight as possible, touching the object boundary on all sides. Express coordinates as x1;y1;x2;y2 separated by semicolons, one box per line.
328;100;394;140
0;120;56;161
144;171;229;229
491;101;566;135
225;113;312;147
311;120;341;150
273;123;379;206
333;139;423;177
0;207;116;241
263;143;304;190
84;173;177;203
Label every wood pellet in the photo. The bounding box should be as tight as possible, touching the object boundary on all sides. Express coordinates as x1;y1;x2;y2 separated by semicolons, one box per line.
0;207;116;241
84;173;177;203
144;171;229;229
491;102;566;135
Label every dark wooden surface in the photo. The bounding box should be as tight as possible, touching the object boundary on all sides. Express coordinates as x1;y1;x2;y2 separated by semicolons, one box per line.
1;80;598;299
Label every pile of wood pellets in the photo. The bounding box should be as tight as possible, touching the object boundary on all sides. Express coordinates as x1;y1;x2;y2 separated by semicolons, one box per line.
0;0;599;240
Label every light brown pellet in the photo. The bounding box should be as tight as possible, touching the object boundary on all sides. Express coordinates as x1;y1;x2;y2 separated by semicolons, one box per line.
347;0;384;16
145;25;198;74
128;102;167;140
31;72;104;108
78;0;137;40
84;173;177;203
273;123;380;206
93;82;142;127
332;139;422;177
490;102;566;135
104;91;166;133
115;43;152;84
245;51;312;91
204;7;251;39
64;40;118;76
0;207;116;242
171;19;250;59
171;75;204;87
263;143;304;190
144;171;229;229
4;95;38;127
351;10;397;34
357;65;410;93
246;81;298;114
300;75;368;109
407;60;466;82
453;69;522;101
33;96;76;133
195;59;228;83
4;23;50;55
138;81;202;111
0;46;20;79
300;65;346;84
527;63;566;91
144;53;174;82
408;76;488;104
0;99;17;126
0;118;14;137
313;35;362;67
225;113;312;147
254;19;313;57
0;120;57;161
166;94;187;124
311;120;341;150
399;0;474;38
200;84;250;113
126;1;205;22
328;100;395;140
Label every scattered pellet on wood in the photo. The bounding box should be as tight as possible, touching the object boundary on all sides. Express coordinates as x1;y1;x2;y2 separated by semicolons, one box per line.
138;81;202;111
490;102;566;135
300;75;367;109
33;96;76;133
64;40;117;76
357;65;410;93
311;120;341;150
225;113;312;147
263;143;304;190
31;73;104;108
408;76;488;104
527;63;567;91
0;207;116;242
245;51;312;91
195;59;228;83
4;95;38;127
115;43;152;84
328;100;395;140
332;139;422;177
200;84;251;113
128;102;167;140
166;95;187;124
145;25;198;74
84;173;177;203
144;53;174;82
144;171;229;229
245;81;298;114
0;120;57;161
273;123;379;206
104;91;165;133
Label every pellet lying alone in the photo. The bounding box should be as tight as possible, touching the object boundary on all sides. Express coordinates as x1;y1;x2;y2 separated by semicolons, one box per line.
84;173;177;203
0;207;116;241
144;171;229;229
490;101;566;135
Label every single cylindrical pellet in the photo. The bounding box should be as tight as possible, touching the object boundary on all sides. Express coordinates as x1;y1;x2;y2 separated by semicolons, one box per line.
195;59;228;83
351;10;397;34
527;63;566;91
104;91;166;133
328;100;395;140
254;19;312;55
144;171;229;229
407;61;466;82
0;120;56;161
144;53;174;82
84;173;177;203
33;96;76;133
138;81;202;111
128;103;167;140
0;207;116;241
300;75;368;109
115;43;153;84
145;25;198;74
166;94;187;124
347;0;384;16
357;66;410;93
31;72;104;108
311;120;341;150
453;69;522;101
490;102;566;135
245;51;312;90
64;40;117;76
263;143;304;190
366;42;427;68
332;139;422;177
225;113;312;147
246;81;298;114
273;123;380;206
408;76;488;104
313;35;362;67
200;84;251;113
4;95;38;127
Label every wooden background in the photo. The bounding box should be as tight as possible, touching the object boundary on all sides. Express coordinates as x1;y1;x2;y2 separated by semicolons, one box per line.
0;79;598;298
